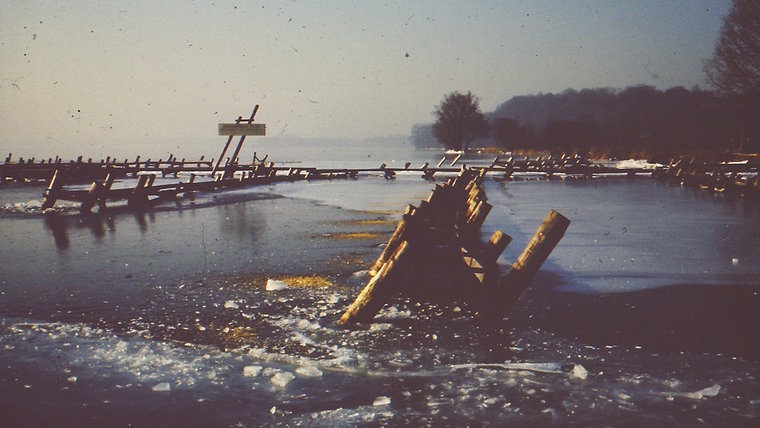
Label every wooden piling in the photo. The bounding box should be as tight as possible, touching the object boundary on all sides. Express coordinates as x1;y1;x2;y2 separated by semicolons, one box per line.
338;240;411;326
463;200;492;239
128;175;150;208
480;230;512;265
80;173;114;213
41;169;65;210
450;153;462;166
496;210;570;313
368;205;419;276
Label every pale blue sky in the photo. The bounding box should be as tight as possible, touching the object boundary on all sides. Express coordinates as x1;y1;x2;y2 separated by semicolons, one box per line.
1;0;733;159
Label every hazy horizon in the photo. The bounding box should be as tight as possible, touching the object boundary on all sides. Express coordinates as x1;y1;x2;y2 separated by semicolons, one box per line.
1;1;733;160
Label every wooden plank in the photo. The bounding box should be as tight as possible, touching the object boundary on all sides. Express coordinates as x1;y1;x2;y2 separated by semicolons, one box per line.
218;123;266;136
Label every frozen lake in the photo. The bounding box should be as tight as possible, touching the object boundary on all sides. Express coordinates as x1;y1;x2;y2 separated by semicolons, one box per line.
1;145;759;426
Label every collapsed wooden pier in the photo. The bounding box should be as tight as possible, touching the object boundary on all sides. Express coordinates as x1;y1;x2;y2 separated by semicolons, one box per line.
23;153;647;213
0;151;653;185
653;156;760;199
338;168;570;326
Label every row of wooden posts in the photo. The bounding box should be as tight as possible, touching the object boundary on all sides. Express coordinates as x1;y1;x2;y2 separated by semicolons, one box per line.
653;156;760;199
39;160;317;212
338;168;570;326
2;151;663;185
33;151;636;213
37;157;483;212
0;153;221;183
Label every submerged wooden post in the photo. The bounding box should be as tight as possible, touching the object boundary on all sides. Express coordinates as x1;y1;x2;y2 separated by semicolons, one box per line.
497;210;570;312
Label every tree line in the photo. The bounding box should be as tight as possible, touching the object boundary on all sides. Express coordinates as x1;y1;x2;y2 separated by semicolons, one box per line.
412;86;757;158
413;0;759;158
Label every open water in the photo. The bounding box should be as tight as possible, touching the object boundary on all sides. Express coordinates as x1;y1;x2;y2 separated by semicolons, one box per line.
1;140;759;426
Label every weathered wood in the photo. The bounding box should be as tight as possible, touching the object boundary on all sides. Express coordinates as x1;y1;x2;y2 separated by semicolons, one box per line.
338;240;411;326
460;247;488;285
464;200;492;237
222;106;262;179
497;210;570;312
369;205;419;276
480;230;512;265
341;169;501;326
128;175;150;208
80;173;114;213
41;169;65;209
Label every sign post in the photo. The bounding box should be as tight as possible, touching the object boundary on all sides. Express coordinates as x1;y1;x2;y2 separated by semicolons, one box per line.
212;105;266;179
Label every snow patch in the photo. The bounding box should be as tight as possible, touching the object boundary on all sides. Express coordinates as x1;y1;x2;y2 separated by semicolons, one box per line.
612;159;662;169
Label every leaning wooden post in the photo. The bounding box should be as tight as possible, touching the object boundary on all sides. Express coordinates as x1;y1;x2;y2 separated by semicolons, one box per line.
464;199;492;236
338;240;411;326
212;116;243;177
497;210;570;312
80;174;113;213
368;204;418;276
41;169;65;210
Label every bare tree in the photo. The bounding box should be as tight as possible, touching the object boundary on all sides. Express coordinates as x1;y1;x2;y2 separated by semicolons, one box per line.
704;0;760;101
432;91;489;152
704;0;760;152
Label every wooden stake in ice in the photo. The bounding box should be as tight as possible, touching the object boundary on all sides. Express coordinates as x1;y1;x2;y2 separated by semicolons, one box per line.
497;210;570;312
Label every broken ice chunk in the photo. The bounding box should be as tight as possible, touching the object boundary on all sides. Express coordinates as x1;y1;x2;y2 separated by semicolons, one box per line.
243;366;262;377
265;279;288;291
571;364;588;380
683;384;721;399
373;396;391;406
152;382;171;392
270;371;295;387
295;366;323;378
